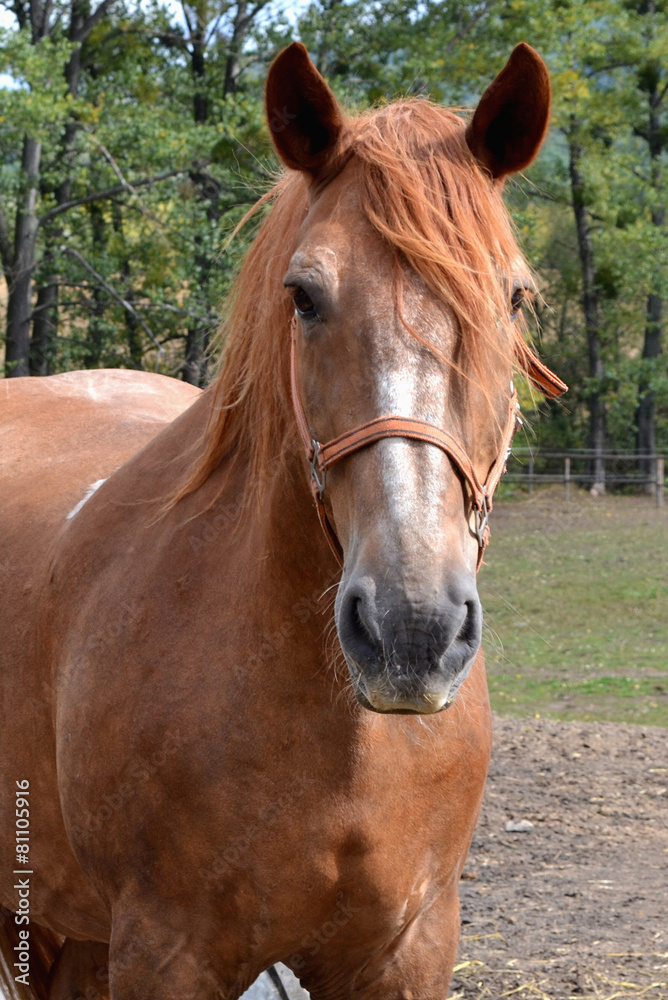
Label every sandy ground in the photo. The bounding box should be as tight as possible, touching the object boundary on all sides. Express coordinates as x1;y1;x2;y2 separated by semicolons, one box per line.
452;714;668;1000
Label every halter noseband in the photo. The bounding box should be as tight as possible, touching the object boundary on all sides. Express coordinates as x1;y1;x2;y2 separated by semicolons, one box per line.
289;316;567;570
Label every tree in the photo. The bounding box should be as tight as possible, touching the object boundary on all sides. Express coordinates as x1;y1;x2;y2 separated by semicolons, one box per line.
2;0;666;469
0;0;276;379
625;0;668;479
164;0;277;385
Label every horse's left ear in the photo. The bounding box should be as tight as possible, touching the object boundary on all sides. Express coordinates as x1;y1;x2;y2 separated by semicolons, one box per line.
466;42;551;180
265;42;344;178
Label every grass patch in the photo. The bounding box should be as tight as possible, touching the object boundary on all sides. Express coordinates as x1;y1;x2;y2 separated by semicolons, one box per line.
478;489;668;726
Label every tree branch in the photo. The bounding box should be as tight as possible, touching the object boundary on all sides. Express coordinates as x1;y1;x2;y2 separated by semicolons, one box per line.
93;138;166;228
62;247;165;357
584;61;633;78
143;300;216;321
631;165;650;184
205;8;227;46
147;26;188;48
98;24;188;49
239;0;273;33
180;0;194;37
444;0;501;55
38;167;193;226
29;0;52;39
9;0;29;30
73;0;118;42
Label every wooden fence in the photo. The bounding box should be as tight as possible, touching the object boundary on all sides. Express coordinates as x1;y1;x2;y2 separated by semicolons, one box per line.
505;451;665;507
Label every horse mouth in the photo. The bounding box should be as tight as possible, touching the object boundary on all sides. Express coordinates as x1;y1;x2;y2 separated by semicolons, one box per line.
348;666;456;716
356;692;453;715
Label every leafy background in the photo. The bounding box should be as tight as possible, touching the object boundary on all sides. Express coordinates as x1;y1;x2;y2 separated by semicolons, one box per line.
1;0;666;457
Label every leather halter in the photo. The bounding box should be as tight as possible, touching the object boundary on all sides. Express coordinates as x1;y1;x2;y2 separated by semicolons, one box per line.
289;316;567;570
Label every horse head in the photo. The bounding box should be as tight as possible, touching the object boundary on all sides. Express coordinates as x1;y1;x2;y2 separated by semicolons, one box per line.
265;42;552;715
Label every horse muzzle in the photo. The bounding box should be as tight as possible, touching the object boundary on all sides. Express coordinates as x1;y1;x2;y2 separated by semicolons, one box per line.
335;571;482;715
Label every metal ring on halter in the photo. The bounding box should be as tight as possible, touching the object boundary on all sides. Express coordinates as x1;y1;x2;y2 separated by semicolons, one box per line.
310;440;326;495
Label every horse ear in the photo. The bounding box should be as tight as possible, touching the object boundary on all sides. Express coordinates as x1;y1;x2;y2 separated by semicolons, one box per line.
466;42;551;180
265;42;344;177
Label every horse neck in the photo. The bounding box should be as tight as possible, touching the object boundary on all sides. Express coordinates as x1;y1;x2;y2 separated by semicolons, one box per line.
190;384;342;626
195;399;352;718
247;433;341;603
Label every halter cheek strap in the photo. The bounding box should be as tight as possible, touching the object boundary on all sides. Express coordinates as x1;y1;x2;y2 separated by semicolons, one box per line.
289;316;567;570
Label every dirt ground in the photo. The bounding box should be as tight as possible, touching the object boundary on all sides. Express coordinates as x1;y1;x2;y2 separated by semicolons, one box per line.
452;714;668;1000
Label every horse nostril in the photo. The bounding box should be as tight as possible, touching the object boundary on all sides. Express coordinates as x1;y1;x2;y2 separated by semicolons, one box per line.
458;599;482;646
337;583;382;667
354;597;376;645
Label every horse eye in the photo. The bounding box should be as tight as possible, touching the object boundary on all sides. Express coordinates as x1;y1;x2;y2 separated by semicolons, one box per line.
292;287;316;317
510;287;526;318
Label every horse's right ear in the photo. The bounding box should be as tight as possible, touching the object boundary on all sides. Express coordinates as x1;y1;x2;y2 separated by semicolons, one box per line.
265;42;344;178
466;43;551;180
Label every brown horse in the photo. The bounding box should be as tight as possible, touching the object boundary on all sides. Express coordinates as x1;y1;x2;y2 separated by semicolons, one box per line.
0;42;563;1000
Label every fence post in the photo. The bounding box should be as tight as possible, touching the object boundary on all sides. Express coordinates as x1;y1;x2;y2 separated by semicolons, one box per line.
565;457;571;502
528;455;534;495
657;458;664;509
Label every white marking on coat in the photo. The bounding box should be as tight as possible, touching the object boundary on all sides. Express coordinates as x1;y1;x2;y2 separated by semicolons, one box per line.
66;479;107;520
376;363;446;535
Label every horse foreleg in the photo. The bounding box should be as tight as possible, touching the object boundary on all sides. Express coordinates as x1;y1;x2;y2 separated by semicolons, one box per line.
106;913;246;1000
353;890;461;1000
47;940;110;1000
300;889;462;1000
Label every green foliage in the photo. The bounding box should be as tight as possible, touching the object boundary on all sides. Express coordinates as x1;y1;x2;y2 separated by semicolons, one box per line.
0;0;666;445
0;29;75;137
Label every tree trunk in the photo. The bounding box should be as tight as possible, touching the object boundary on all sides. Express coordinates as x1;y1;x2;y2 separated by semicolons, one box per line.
184;9;212;384
111;201;144;370
636;53;664;485
5;136;42;377
223;2;248;97
182;233;210;386
123;287;144;369
184;0;268;382
182;323;210;386
83;200;108;368
568;123;606;493
637;286;662;475
192;32;207;123
29;11;84;372
30;263;58;375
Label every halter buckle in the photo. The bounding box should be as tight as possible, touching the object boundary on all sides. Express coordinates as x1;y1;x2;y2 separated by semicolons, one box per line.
310;440;326;496
474;490;490;549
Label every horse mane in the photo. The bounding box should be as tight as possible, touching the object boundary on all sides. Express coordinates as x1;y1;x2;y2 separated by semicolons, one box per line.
171;99;531;512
